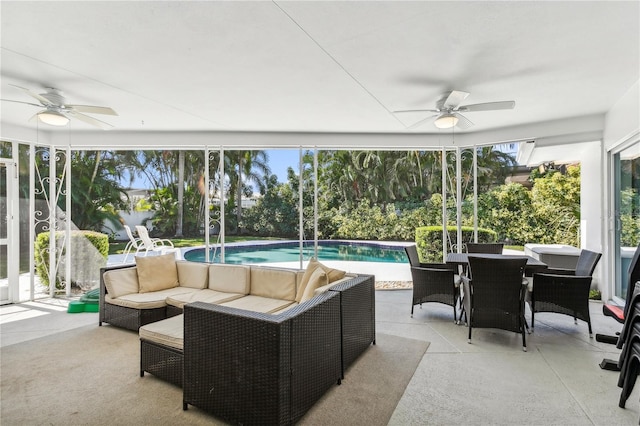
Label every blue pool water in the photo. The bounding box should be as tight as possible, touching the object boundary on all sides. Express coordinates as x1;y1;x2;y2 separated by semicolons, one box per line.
184;241;409;264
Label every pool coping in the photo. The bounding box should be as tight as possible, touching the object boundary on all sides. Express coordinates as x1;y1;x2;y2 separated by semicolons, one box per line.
183;239;412;263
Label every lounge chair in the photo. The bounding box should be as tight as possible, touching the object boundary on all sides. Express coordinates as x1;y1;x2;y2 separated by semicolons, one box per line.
122;224;143;263
135;225;175;257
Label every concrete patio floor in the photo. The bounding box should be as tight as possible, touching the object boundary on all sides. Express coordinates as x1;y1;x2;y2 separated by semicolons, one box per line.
1;287;638;425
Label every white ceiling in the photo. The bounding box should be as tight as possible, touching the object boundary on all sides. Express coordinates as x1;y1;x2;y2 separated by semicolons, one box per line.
1;1;638;140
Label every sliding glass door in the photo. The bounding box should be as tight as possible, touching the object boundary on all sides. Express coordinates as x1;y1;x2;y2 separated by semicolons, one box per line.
0;160;18;304
614;142;640;300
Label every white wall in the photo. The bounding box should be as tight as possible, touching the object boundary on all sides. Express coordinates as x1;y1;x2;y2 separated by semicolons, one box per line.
105;211;153;240
604;80;640;150
601;80;640;301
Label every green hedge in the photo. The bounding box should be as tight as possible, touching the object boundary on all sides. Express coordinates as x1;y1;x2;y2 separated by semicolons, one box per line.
415;226;498;263
35;230;109;291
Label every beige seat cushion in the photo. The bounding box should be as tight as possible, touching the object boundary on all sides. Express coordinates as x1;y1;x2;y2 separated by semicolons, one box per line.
177;261;209;289
221;295;294;314
272;302;299;314
103;267;139;298
250;266;297;301
136;253;179;293
105;287;197;309
139;314;184;350
209;264;251;294
166;289;245;309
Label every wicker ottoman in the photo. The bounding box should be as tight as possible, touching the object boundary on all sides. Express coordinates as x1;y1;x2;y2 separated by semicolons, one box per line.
139;314;184;387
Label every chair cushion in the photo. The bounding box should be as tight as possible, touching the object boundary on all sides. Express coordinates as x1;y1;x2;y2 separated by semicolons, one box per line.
139;314;184;350
177;260;209;289
136;253;179;293
103;267;139;298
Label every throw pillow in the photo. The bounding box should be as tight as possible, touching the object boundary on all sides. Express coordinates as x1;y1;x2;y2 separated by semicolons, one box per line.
296;259;346;302
322;263;347;283
136;253;178;293
296;259;322;303
300;267;328;303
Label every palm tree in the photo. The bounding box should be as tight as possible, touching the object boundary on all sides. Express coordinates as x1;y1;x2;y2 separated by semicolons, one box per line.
224;150;270;234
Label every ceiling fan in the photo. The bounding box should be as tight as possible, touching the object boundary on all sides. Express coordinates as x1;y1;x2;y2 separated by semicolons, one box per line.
1;84;118;129
394;90;515;130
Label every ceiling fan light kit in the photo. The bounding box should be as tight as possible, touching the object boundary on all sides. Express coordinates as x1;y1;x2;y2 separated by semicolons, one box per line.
38;110;69;126
434;113;458;129
394;90;515;130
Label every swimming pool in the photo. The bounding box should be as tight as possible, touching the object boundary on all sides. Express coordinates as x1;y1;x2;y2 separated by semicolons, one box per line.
183;241;409;264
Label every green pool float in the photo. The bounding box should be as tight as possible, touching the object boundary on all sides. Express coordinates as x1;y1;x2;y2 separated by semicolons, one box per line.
67;288;100;313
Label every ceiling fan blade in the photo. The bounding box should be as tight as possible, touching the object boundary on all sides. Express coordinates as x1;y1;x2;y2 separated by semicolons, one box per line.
393;108;439;114
68;110;113;129
453;113;474;129
9;84;54;106
443;90;470;109
458;101;515;112
407;114;437;130
1;98;43;108
67;105;118;116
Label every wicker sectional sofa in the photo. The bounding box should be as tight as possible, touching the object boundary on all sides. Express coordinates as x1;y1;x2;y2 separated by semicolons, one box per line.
98;253;375;425
99;253;358;330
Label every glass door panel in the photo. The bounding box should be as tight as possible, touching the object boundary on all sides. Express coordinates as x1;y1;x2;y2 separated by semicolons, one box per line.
614;142;640;300
0;163;11;303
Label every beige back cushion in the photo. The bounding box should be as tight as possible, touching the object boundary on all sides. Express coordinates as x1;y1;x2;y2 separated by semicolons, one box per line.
176;261;209;289
250;267;297;301
136;253;179;293
208;264;251;294
295;270;306;298
295;259;347;303
300;268;328;303
103;267;139;298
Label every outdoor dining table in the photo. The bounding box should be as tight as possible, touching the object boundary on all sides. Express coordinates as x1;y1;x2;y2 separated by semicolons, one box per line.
446;252;548;277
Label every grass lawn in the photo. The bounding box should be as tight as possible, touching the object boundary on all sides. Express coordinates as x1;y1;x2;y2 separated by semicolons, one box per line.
109;236;285;255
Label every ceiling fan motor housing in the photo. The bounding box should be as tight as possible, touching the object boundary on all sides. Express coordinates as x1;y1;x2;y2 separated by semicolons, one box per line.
41;88;65;106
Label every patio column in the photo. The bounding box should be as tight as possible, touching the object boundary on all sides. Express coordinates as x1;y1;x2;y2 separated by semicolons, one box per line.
473;146;478;242
441;148;447;260
298;147;303;268
65;145;71;297
48;147;56;297
456;147;462;251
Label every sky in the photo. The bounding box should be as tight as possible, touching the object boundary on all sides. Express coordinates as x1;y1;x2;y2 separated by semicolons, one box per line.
127;145;521;189
265;149;300;183
126;149;301;189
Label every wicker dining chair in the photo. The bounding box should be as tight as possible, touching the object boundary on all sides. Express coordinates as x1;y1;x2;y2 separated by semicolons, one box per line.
460;243;504;281
531;249;601;336
465;243;504;254
405;245;459;322
462;255;528;351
